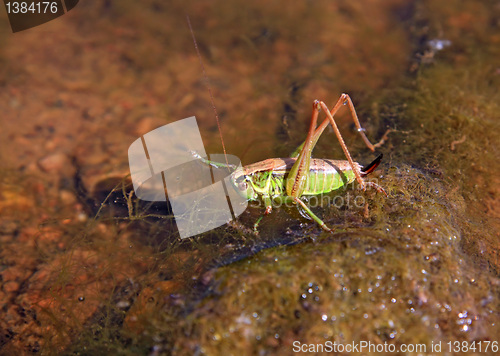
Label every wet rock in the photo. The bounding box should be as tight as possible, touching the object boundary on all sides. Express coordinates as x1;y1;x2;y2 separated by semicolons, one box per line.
135;116;163;136
59;189;77;205
3;281;20;293
37;152;73;176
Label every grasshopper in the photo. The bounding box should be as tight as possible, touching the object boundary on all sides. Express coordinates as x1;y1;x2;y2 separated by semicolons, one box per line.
187;18;386;233
227;94;386;232
195;94;387;233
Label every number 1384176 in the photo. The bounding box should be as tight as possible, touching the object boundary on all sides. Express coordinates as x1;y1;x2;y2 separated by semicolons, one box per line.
447;340;498;353
5;1;59;14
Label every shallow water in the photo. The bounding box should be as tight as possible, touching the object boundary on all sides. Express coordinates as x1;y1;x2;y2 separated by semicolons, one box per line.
0;0;499;354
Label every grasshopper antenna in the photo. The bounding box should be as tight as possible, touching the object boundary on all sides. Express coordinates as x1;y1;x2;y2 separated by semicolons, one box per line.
186;15;230;169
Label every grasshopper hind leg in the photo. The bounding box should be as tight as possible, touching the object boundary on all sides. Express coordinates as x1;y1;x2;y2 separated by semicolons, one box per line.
285;95;388;232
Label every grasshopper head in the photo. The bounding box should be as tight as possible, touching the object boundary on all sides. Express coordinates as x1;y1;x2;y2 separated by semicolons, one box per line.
230;168;258;201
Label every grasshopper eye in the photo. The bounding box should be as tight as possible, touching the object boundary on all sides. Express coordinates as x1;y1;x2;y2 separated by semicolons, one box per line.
239;181;248;191
235;176;248;191
238;180;248;191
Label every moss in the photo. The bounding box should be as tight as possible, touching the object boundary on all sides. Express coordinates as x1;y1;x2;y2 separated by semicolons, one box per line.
150;162;498;354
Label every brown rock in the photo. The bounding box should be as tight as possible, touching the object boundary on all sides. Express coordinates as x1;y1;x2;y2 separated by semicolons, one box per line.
37;152;70;174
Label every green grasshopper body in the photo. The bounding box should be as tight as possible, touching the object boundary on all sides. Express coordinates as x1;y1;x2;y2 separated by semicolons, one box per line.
233;157;382;201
